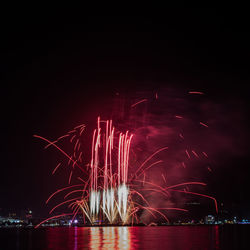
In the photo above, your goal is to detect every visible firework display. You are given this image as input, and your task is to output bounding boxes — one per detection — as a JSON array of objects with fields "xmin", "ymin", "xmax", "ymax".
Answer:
[{"xmin": 34, "ymin": 93, "xmax": 218, "ymax": 228}]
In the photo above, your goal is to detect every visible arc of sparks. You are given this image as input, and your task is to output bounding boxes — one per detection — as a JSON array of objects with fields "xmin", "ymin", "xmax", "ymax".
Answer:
[
  {"xmin": 33, "ymin": 135, "xmax": 86, "ymax": 173},
  {"xmin": 131, "ymin": 147, "xmax": 168, "ymax": 180},
  {"xmin": 131, "ymin": 99, "xmax": 147, "ymax": 108}
]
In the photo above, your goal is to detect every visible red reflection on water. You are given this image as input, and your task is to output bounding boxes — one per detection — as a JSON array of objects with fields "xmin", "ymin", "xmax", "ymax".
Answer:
[
  {"xmin": 215, "ymin": 225, "xmax": 220, "ymax": 249},
  {"xmin": 89, "ymin": 227, "xmax": 131, "ymax": 250},
  {"xmin": 45, "ymin": 226, "xmax": 220, "ymax": 249},
  {"xmin": 74, "ymin": 226, "xmax": 77, "ymax": 250}
]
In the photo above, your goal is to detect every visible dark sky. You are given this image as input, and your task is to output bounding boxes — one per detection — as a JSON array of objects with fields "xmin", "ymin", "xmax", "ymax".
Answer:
[{"xmin": 1, "ymin": 10, "xmax": 249, "ymax": 218}]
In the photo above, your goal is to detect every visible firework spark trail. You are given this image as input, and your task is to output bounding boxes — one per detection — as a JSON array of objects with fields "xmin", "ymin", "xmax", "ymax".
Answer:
[
  {"xmin": 70, "ymin": 135, "xmax": 76, "ymax": 143},
  {"xmin": 188, "ymin": 91, "xmax": 204, "ymax": 95},
  {"xmin": 64, "ymin": 189, "xmax": 86, "ymax": 199},
  {"xmin": 175, "ymin": 115, "xmax": 183, "ymax": 119},
  {"xmin": 131, "ymin": 99, "xmax": 147, "ymax": 108},
  {"xmin": 68, "ymin": 171, "xmax": 73, "ymax": 184},
  {"xmin": 200, "ymin": 122, "xmax": 209, "ymax": 128},
  {"xmin": 191, "ymin": 150, "xmax": 199, "ymax": 158},
  {"xmin": 185, "ymin": 149, "xmax": 191, "ymax": 159},
  {"xmin": 164, "ymin": 182, "xmax": 207, "ymax": 190},
  {"xmin": 52, "ymin": 163, "xmax": 61, "ymax": 175},
  {"xmin": 130, "ymin": 190, "xmax": 151, "ymax": 207},
  {"xmin": 202, "ymin": 151, "xmax": 208, "ymax": 157},
  {"xmin": 74, "ymin": 124, "xmax": 86, "ymax": 130},
  {"xmin": 143, "ymin": 173, "xmax": 146, "ymax": 185},
  {"xmin": 179, "ymin": 133, "xmax": 184, "ymax": 139},
  {"xmin": 162, "ymin": 174, "xmax": 167, "ymax": 183}
]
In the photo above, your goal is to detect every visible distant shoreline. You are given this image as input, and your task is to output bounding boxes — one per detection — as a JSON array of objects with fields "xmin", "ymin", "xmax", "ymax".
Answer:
[{"xmin": 1, "ymin": 223, "xmax": 250, "ymax": 229}]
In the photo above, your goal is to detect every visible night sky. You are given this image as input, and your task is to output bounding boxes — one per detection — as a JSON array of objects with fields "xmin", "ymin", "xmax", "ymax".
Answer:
[{"xmin": 1, "ymin": 10, "xmax": 249, "ymax": 219}]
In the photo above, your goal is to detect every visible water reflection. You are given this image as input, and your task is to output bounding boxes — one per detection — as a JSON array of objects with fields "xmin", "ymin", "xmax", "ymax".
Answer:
[
  {"xmin": 90, "ymin": 227, "xmax": 131, "ymax": 250},
  {"xmin": 215, "ymin": 225, "xmax": 220, "ymax": 250},
  {"xmin": 118, "ymin": 227, "xmax": 131, "ymax": 250},
  {"xmin": 41, "ymin": 225, "xmax": 222, "ymax": 249},
  {"xmin": 89, "ymin": 227, "xmax": 101, "ymax": 249},
  {"xmin": 74, "ymin": 226, "xmax": 78, "ymax": 250},
  {"xmin": 4, "ymin": 225, "xmax": 245, "ymax": 249}
]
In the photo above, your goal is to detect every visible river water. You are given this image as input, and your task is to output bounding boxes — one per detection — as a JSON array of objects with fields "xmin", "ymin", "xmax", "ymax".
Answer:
[{"xmin": 0, "ymin": 225, "xmax": 249, "ymax": 249}]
